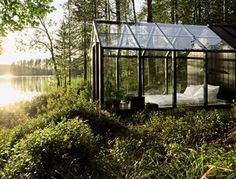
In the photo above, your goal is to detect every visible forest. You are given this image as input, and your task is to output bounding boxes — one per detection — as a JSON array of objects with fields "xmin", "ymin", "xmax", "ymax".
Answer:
[
  {"xmin": 2, "ymin": 0, "xmax": 236, "ymax": 86},
  {"xmin": 10, "ymin": 59, "xmax": 53, "ymax": 76}
]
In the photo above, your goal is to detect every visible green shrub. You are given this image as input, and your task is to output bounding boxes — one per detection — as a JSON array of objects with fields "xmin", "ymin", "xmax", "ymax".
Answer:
[
  {"xmin": 1, "ymin": 118, "xmax": 98, "ymax": 179},
  {"xmin": 1, "ymin": 86, "xmax": 235, "ymax": 178},
  {"xmin": 142, "ymin": 108, "xmax": 235, "ymax": 146},
  {"xmin": 0, "ymin": 87, "xmax": 128, "ymax": 177},
  {"xmin": 0, "ymin": 108, "xmax": 28, "ymax": 129}
]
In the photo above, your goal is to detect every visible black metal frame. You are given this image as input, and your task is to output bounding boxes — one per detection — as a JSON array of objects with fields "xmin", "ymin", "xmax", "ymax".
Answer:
[{"xmin": 92, "ymin": 20, "xmax": 236, "ymax": 109}]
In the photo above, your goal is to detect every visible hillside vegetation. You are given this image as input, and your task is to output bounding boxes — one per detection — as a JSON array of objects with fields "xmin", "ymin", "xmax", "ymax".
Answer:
[{"xmin": 0, "ymin": 87, "xmax": 235, "ymax": 178}]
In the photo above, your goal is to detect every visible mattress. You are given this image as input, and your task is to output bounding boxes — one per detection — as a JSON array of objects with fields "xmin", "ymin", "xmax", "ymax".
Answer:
[{"xmin": 144, "ymin": 93, "xmax": 219, "ymax": 107}]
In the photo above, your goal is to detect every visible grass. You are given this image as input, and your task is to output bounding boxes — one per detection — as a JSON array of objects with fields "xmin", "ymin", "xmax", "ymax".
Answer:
[{"xmin": 0, "ymin": 87, "xmax": 235, "ymax": 178}]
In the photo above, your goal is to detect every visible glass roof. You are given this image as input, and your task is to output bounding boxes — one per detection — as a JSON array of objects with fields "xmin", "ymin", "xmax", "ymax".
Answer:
[
  {"xmin": 129, "ymin": 23, "xmax": 173, "ymax": 49},
  {"xmin": 96, "ymin": 22, "xmax": 139, "ymax": 49},
  {"xmin": 94, "ymin": 20, "xmax": 236, "ymax": 51}
]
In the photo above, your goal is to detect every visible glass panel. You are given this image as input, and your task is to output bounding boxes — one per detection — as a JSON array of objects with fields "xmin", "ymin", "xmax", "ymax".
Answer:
[
  {"xmin": 130, "ymin": 23, "xmax": 173, "ymax": 49},
  {"xmin": 185, "ymin": 56, "xmax": 205, "ymax": 106},
  {"xmin": 158, "ymin": 23, "xmax": 191, "ymax": 37},
  {"xmin": 97, "ymin": 22, "xmax": 139, "ymax": 48},
  {"xmin": 103, "ymin": 49, "xmax": 139, "ymax": 110},
  {"xmin": 185, "ymin": 25, "xmax": 234, "ymax": 50},
  {"xmin": 185, "ymin": 25, "xmax": 218, "ymax": 38},
  {"xmin": 104, "ymin": 55, "xmax": 116, "ymax": 108},
  {"xmin": 157, "ymin": 23, "xmax": 206, "ymax": 50},
  {"xmin": 170, "ymin": 37, "xmax": 202, "ymax": 50},
  {"xmin": 130, "ymin": 23, "xmax": 162, "ymax": 36},
  {"xmin": 120, "ymin": 54, "xmax": 138, "ymax": 109},
  {"xmin": 120, "ymin": 34, "xmax": 139, "ymax": 48},
  {"xmin": 100, "ymin": 34, "xmax": 121, "ymax": 47},
  {"xmin": 198, "ymin": 37, "xmax": 234, "ymax": 50},
  {"xmin": 144, "ymin": 55, "xmax": 173, "ymax": 108}
]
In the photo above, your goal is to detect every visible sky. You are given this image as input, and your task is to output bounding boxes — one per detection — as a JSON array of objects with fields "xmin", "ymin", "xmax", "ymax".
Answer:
[{"xmin": 0, "ymin": 0, "xmax": 144, "ymax": 65}]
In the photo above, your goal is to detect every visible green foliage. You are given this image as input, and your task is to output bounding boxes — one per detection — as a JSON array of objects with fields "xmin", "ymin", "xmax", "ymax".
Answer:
[
  {"xmin": 1, "ymin": 118, "xmax": 97, "ymax": 178},
  {"xmin": 0, "ymin": 87, "xmax": 235, "ymax": 178},
  {"xmin": 139, "ymin": 0, "xmax": 236, "ymax": 25},
  {"xmin": 0, "ymin": 108, "xmax": 28, "ymax": 129},
  {"xmin": 96, "ymin": 108, "xmax": 236, "ymax": 178},
  {"xmin": 0, "ymin": 0, "xmax": 55, "ymax": 34}
]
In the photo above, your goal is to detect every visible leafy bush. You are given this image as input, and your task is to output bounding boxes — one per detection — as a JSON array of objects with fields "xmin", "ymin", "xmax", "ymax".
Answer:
[
  {"xmin": 0, "ymin": 87, "xmax": 128, "ymax": 178},
  {"xmin": 0, "ymin": 107, "xmax": 28, "ymax": 129},
  {"xmin": 0, "ymin": 86, "xmax": 235, "ymax": 178},
  {"xmin": 1, "ymin": 118, "xmax": 98, "ymax": 178},
  {"xmin": 95, "ymin": 107, "xmax": 236, "ymax": 178}
]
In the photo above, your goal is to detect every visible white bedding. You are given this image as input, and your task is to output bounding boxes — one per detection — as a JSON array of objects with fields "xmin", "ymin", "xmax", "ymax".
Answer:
[
  {"xmin": 144, "ymin": 85, "xmax": 226, "ymax": 107},
  {"xmin": 144, "ymin": 93, "xmax": 204, "ymax": 106}
]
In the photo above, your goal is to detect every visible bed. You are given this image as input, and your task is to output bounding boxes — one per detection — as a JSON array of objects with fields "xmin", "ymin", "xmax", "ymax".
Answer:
[{"xmin": 144, "ymin": 84, "xmax": 227, "ymax": 107}]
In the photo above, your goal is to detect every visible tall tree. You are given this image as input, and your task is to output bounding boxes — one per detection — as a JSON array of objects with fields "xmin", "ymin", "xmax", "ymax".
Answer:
[
  {"xmin": 55, "ymin": 0, "xmax": 81, "ymax": 87},
  {"xmin": 147, "ymin": 0, "xmax": 153, "ymax": 22},
  {"xmin": 170, "ymin": 0, "xmax": 178, "ymax": 23},
  {"xmin": 131, "ymin": 0, "xmax": 137, "ymax": 22},
  {"xmin": 17, "ymin": 17, "xmax": 61, "ymax": 86},
  {"xmin": 72, "ymin": 0, "xmax": 97, "ymax": 81},
  {"xmin": 116, "ymin": 0, "xmax": 121, "ymax": 21}
]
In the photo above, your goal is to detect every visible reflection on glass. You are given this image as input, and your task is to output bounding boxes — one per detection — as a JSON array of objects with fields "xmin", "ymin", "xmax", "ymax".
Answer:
[
  {"xmin": 185, "ymin": 25, "xmax": 234, "ymax": 50},
  {"xmin": 98, "ymin": 23, "xmax": 139, "ymax": 48},
  {"xmin": 130, "ymin": 23, "xmax": 173, "ymax": 49}
]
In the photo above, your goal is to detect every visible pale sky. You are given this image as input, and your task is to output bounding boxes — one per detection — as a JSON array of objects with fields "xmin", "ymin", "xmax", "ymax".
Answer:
[
  {"xmin": 0, "ymin": 0, "xmax": 144, "ymax": 65},
  {"xmin": 0, "ymin": 0, "xmax": 65, "ymax": 64}
]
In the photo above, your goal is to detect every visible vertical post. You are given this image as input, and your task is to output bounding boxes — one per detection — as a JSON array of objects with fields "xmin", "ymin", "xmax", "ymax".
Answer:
[
  {"xmin": 235, "ymin": 53, "xmax": 236, "ymax": 100},
  {"xmin": 232, "ymin": 53, "xmax": 236, "ymax": 99},
  {"xmin": 99, "ymin": 46, "xmax": 104, "ymax": 108},
  {"xmin": 95, "ymin": 42, "xmax": 99, "ymax": 100},
  {"xmin": 204, "ymin": 52, "xmax": 208, "ymax": 107},
  {"xmin": 138, "ymin": 50, "xmax": 143, "ymax": 97},
  {"xmin": 92, "ymin": 45, "xmax": 96, "ymax": 100},
  {"xmin": 116, "ymin": 55, "xmax": 120, "ymax": 91},
  {"xmin": 142, "ymin": 55, "xmax": 145, "ymax": 95},
  {"xmin": 165, "ymin": 57, "xmax": 169, "ymax": 94},
  {"xmin": 172, "ymin": 51, "xmax": 177, "ymax": 108}
]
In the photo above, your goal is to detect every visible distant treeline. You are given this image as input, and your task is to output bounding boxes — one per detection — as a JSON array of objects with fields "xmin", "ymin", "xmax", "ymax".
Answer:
[
  {"xmin": 10, "ymin": 59, "xmax": 53, "ymax": 76},
  {"xmin": 10, "ymin": 58, "xmax": 82, "ymax": 76}
]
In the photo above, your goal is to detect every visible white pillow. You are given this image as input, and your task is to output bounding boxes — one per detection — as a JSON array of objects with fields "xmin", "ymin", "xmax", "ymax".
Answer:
[
  {"xmin": 184, "ymin": 85, "xmax": 202, "ymax": 96},
  {"xmin": 193, "ymin": 85, "xmax": 219, "ymax": 99},
  {"xmin": 208, "ymin": 85, "xmax": 219, "ymax": 100},
  {"xmin": 183, "ymin": 86, "xmax": 192, "ymax": 96},
  {"xmin": 193, "ymin": 86, "xmax": 204, "ymax": 97}
]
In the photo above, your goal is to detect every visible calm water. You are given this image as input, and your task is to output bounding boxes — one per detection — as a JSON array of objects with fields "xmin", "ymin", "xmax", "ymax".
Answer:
[{"xmin": 0, "ymin": 75, "xmax": 51, "ymax": 107}]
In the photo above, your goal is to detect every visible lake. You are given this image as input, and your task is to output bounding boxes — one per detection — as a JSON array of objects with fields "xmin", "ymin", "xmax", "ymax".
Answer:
[{"xmin": 0, "ymin": 75, "xmax": 52, "ymax": 107}]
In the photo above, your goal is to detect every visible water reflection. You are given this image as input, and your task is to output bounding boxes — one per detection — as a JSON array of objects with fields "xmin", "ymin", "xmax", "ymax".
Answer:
[{"xmin": 0, "ymin": 75, "xmax": 51, "ymax": 106}]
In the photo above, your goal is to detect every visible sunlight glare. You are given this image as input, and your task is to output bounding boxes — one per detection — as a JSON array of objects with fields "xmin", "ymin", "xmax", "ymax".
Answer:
[
  {"xmin": 0, "ymin": 81, "xmax": 39, "ymax": 107},
  {"xmin": 0, "ymin": 74, "xmax": 14, "ymax": 79}
]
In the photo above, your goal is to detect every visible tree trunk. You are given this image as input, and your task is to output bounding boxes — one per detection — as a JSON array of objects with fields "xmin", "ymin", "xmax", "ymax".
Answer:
[
  {"xmin": 39, "ymin": 17, "xmax": 60, "ymax": 87},
  {"xmin": 171, "ymin": 0, "xmax": 178, "ymax": 23},
  {"xmin": 83, "ymin": 19, "xmax": 87, "ymax": 81},
  {"xmin": 131, "ymin": 0, "xmax": 137, "ymax": 22},
  {"xmin": 146, "ymin": 1, "xmax": 155, "ymax": 87},
  {"xmin": 223, "ymin": 0, "xmax": 228, "ymax": 24},
  {"xmin": 116, "ymin": 0, "xmax": 121, "ymax": 21},
  {"xmin": 68, "ymin": 1, "xmax": 72, "ymax": 86},
  {"xmin": 147, "ymin": 0, "xmax": 153, "ymax": 22}
]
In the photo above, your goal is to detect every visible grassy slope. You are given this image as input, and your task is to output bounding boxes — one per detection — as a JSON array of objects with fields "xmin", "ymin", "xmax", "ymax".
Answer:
[{"xmin": 0, "ymin": 87, "xmax": 235, "ymax": 178}]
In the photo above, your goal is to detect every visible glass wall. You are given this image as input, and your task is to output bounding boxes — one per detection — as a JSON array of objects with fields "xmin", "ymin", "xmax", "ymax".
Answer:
[
  {"xmin": 143, "ymin": 51, "xmax": 174, "ymax": 107},
  {"xmin": 103, "ymin": 49, "xmax": 139, "ymax": 108},
  {"xmin": 92, "ymin": 21, "xmax": 236, "ymax": 109}
]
